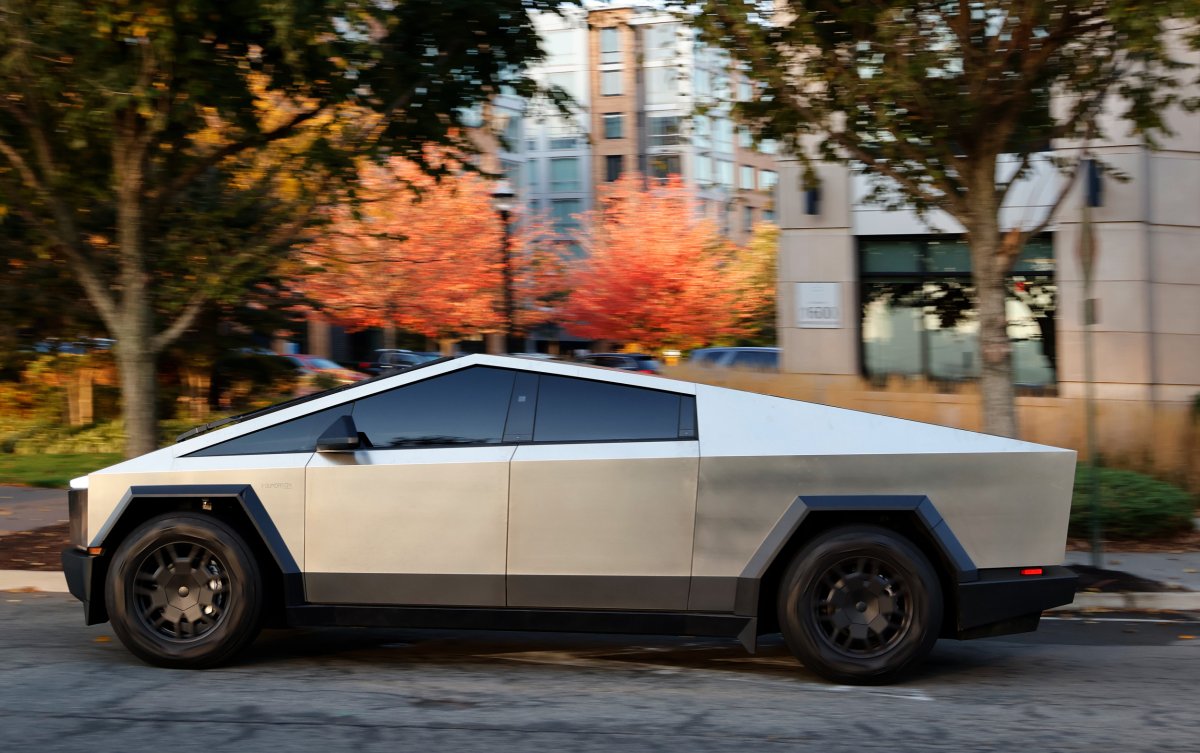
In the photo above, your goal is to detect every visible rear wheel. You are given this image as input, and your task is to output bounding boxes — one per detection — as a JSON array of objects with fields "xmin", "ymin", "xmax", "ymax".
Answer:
[
  {"xmin": 778, "ymin": 525, "xmax": 943, "ymax": 684},
  {"xmin": 106, "ymin": 512, "xmax": 263, "ymax": 668}
]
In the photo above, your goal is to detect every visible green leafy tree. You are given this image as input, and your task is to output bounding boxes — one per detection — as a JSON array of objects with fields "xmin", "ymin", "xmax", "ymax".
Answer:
[
  {"xmin": 691, "ymin": 1, "xmax": 1199, "ymax": 436},
  {"xmin": 0, "ymin": 0, "xmax": 563, "ymax": 456}
]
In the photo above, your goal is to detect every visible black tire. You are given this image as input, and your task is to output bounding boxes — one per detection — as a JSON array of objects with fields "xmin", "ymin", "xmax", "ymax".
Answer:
[
  {"xmin": 777, "ymin": 525, "xmax": 943, "ymax": 685},
  {"xmin": 105, "ymin": 512, "xmax": 263, "ymax": 669}
]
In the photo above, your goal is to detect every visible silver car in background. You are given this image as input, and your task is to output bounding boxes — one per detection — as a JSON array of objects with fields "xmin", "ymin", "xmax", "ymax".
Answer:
[{"xmin": 62, "ymin": 354, "xmax": 1076, "ymax": 683}]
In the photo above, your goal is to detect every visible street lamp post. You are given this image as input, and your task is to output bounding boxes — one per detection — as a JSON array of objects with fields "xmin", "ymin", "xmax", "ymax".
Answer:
[{"xmin": 491, "ymin": 180, "xmax": 516, "ymax": 353}]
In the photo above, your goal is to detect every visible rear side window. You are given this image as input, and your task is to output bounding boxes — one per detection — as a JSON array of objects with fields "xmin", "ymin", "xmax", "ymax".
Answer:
[
  {"xmin": 533, "ymin": 375, "xmax": 693, "ymax": 442},
  {"xmin": 188, "ymin": 403, "xmax": 351, "ymax": 457},
  {"xmin": 352, "ymin": 366, "xmax": 515, "ymax": 448},
  {"xmin": 731, "ymin": 350, "xmax": 778, "ymax": 369}
]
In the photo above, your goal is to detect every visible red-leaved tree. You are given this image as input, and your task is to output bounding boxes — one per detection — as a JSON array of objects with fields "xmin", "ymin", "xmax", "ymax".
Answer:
[
  {"xmin": 299, "ymin": 154, "xmax": 563, "ymax": 343},
  {"xmin": 560, "ymin": 174, "xmax": 755, "ymax": 351}
]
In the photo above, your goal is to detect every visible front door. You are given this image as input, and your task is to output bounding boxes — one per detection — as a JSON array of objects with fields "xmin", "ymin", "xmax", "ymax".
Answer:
[{"xmin": 304, "ymin": 366, "xmax": 519, "ymax": 606}]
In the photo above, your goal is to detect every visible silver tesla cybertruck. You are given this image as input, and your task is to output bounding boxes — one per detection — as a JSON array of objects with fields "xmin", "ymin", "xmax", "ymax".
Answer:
[{"xmin": 63, "ymin": 354, "xmax": 1077, "ymax": 683}]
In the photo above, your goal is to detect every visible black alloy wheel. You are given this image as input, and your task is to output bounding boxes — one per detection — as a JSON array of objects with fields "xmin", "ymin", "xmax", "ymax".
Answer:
[
  {"xmin": 813, "ymin": 555, "xmax": 913, "ymax": 658},
  {"xmin": 778, "ymin": 525, "xmax": 943, "ymax": 685},
  {"xmin": 106, "ymin": 512, "xmax": 264, "ymax": 669},
  {"xmin": 132, "ymin": 541, "xmax": 231, "ymax": 641}
]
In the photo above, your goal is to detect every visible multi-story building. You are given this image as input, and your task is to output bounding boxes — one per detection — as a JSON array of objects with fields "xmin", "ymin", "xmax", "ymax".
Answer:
[{"xmin": 500, "ymin": 4, "xmax": 778, "ymax": 246}]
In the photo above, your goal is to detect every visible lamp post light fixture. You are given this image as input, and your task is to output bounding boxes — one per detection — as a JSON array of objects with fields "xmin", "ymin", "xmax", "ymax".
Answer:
[{"xmin": 491, "ymin": 179, "xmax": 516, "ymax": 353}]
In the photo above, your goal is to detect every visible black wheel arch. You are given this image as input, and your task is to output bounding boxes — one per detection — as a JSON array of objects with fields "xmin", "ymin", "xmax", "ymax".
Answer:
[
  {"xmin": 88, "ymin": 484, "xmax": 301, "ymax": 625},
  {"xmin": 738, "ymin": 495, "xmax": 977, "ymax": 639}
]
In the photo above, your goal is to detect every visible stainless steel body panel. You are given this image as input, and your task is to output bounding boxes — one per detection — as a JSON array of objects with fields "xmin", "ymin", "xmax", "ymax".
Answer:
[
  {"xmin": 304, "ymin": 446, "xmax": 516, "ymax": 605},
  {"xmin": 87, "ymin": 455, "xmax": 310, "ymax": 566},
  {"xmin": 507, "ymin": 441, "xmax": 699, "ymax": 610}
]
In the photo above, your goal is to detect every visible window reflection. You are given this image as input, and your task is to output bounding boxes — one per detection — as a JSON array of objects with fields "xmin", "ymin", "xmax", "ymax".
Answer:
[{"xmin": 860, "ymin": 238, "xmax": 1056, "ymax": 389}]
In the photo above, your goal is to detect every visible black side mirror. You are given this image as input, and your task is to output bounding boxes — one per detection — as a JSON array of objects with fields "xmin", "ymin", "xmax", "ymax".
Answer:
[{"xmin": 316, "ymin": 414, "xmax": 361, "ymax": 452}]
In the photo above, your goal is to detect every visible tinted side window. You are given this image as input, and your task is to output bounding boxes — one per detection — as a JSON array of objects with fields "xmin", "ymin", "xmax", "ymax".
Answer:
[
  {"xmin": 732, "ymin": 350, "xmax": 777, "ymax": 369},
  {"xmin": 534, "ymin": 375, "xmax": 683, "ymax": 442},
  {"xmin": 189, "ymin": 403, "xmax": 351, "ymax": 457},
  {"xmin": 353, "ymin": 366, "xmax": 515, "ymax": 448}
]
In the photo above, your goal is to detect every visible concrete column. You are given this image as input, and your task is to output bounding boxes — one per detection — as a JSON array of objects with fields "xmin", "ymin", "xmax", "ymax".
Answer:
[{"xmin": 776, "ymin": 158, "xmax": 859, "ymax": 375}]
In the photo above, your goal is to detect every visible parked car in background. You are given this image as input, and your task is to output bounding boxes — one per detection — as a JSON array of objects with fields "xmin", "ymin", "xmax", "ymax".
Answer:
[
  {"xmin": 689, "ymin": 347, "xmax": 780, "ymax": 371},
  {"xmin": 577, "ymin": 352, "xmax": 662, "ymax": 374},
  {"xmin": 358, "ymin": 349, "xmax": 440, "ymax": 376},
  {"xmin": 285, "ymin": 355, "xmax": 368, "ymax": 384}
]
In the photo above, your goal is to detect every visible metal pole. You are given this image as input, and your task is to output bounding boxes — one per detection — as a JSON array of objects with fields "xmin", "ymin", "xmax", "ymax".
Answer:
[
  {"xmin": 1079, "ymin": 172, "xmax": 1103, "ymax": 569},
  {"xmin": 500, "ymin": 208, "xmax": 513, "ymax": 352}
]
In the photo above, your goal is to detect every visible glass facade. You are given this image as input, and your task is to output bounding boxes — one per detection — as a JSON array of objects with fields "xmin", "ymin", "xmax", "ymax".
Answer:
[{"xmin": 860, "ymin": 237, "xmax": 1057, "ymax": 388}]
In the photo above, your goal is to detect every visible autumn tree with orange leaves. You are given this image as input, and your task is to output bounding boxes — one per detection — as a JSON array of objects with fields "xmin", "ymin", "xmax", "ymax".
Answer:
[
  {"xmin": 561, "ymin": 174, "xmax": 758, "ymax": 351},
  {"xmin": 300, "ymin": 155, "xmax": 564, "ymax": 345}
]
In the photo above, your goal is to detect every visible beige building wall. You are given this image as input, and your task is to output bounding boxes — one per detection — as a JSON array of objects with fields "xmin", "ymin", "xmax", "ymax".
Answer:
[{"xmin": 777, "ymin": 92, "xmax": 1200, "ymax": 403}]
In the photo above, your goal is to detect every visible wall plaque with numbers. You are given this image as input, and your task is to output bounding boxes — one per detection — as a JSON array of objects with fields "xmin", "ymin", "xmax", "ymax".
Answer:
[{"xmin": 796, "ymin": 282, "xmax": 841, "ymax": 329}]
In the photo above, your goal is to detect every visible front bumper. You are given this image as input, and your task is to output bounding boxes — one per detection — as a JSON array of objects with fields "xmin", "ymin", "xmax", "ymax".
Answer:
[
  {"xmin": 61, "ymin": 548, "xmax": 108, "ymax": 625},
  {"xmin": 954, "ymin": 565, "xmax": 1077, "ymax": 639}
]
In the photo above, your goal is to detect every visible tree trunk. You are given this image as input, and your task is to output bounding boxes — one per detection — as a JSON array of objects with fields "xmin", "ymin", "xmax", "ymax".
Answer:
[
  {"xmin": 116, "ymin": 336, "xmax": 158, "ymax": 457},
  {"xmin": 115, "ymin": 131, "xmax": 159, "ymax": 457},
  {"xmin": 965, "ymin": 163, "xmax": 1018, "ymax": 438}
]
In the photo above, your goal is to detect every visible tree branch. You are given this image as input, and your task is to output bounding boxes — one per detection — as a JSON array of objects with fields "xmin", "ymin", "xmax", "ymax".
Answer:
[
  {"xmin": 0, "ymin": 132, "xmax": 120, "ymax": 329},
  {"xmin": 148, "ymin": 105, "xmax": 326, "ymax": 209}
]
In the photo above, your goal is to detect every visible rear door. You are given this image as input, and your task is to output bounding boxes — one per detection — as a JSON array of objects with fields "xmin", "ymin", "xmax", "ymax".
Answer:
[
  {"xmin": 507, "ymin": 374, "xmax": 699, "ymax": 610},
  {"xmin": 304, "ymin": 366, "xmax": 518, "ymax": 606}
]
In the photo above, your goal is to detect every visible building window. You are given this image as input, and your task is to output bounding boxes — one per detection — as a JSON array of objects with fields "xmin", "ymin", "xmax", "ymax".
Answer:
[
  {"xmin": 546, "ymin": 71, "xmax": 582, "ymax": 104},
  {"xmin": 601, "ymin": 69, "xmax": 622, "ymax": 96},
  {"xmin": 605, "ymin": 155, "xmax": 623, "ymax": 182},
  {"xmin": 694, "ymin": 67, "xmax": 711, "ymax": 97},
  {"xmin": 759, "ymin": 138, "xmax": 778, "ymax": 155},
  {"xmin": 737, "ymin": 127, "xmax": 753, "ymax": 149},
  {"xmin": 543, "ymin": 29, "xmax": 581, "ymax": 66},
  {"xmin": 600, "ymin": 27, "xmax": 621, "ymax": 64},
  {"xmin": 716, "ymin": 159, "xmax": 734, "ymax": 188},
  {"xmin": 603, "ymin": 113, "xmax": 624, "ymax": 139},
  {"xmin": 760, "ymin": 169, "xmax": 778, "ymax": 191},
  {"xmin": 648, "ymin": 116, "xmax": 681, "ymax": 147},
  {"xmin": 714, "ymin": 117, "xmax": 734, "ymax": 152},
  {"xmin": 550, "ymin": 198, "xmax": 582, "ymax": 233},
  {"xmin": 547, "ymin": 117, "xmax": 579, "ymax": 150},
  {"xmin": 649, "ymin": 154, "xmax": 681, "ymax": 179},
  {"xmin": 549, "ymin": 157, "xmax": 581, "ymax": 192},
  {"xmin": 763, "ymin": 206, "xmax": 775, "ymax": 223},
  {"xmin": 526, "ymin": 159, "xmax": 539, "ymax": 192},
  {"xmin": 740, "ymin": 165, "xmax": 756, "ymax": 190},
  {"xmin": 742, "ymin": 205, "xmax": 754, "ymax": 233},
  {"xmin": 693, "ymin": 115, "xmax": 711, "ymax": 150},
  {"xmin": 645, "ymin": 66, "xmax": 679, "ymax": 105},
  {"xmin": 859, "ymin": 237, "xmax": 1057, "ymax": 388},
  {"xmin": 643, "ymin": 23, "xmax": 677, "ymax": 61},
  {"xmin": 695, "ymin": 155, "xmax": 713, "ymax": 185}
]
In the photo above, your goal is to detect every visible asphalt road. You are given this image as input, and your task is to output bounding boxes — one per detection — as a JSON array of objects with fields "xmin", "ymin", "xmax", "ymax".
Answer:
[{"xmin": 1, "ymin": 594, "xmax": 1197, "ymax": 752}]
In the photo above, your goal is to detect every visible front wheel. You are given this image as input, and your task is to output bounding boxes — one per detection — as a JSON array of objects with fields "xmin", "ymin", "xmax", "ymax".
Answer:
[
  {"xmin": 106, "ymin": 512, "xmax": 263, "ymax": 668},
  {"xmin": 778, "ymin": 525, "xmax": 943, "ymax": 684}
]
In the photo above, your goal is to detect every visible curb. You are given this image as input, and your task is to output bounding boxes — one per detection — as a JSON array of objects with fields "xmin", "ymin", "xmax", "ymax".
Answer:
[
  {"xmin": 1050, "ymin": 591, "xmax": 1200, "ymax": 613},
  {"xmin": 0, "ymin": 570, "xmax": 68, "ymax": 594}
]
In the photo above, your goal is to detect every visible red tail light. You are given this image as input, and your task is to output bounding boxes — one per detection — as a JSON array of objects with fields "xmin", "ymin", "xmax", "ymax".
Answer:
[
  {"xmin": 1020, "ymin": 568, "xmax": 1044, "ymax": 576},
  {"xmin": 358, "ymin": 362, "xmax": 370, "ymax": 369},
  {"xmin": 637, "ymin": 369, "xmax": 655, "ymax": 375}
]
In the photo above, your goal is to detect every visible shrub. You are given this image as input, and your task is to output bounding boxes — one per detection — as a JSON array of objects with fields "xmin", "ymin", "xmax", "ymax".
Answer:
[{"xmin": 1069, "ymin": 466, "xmax": 1196, "ymax": 540}]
